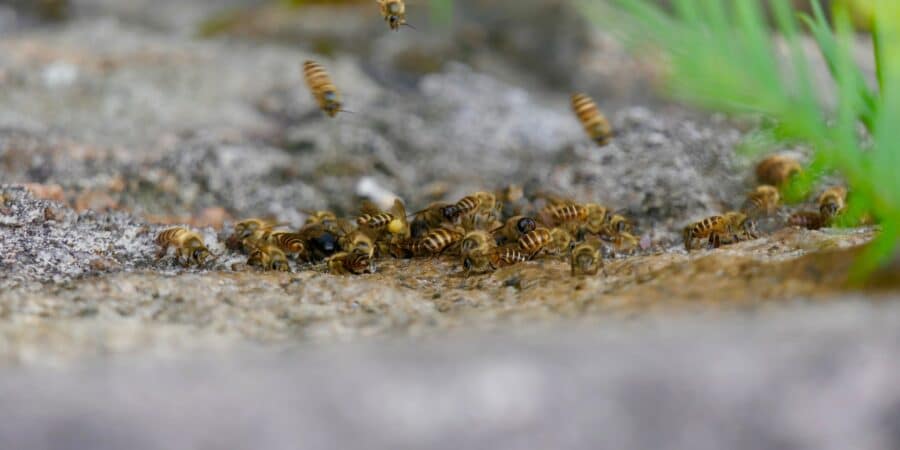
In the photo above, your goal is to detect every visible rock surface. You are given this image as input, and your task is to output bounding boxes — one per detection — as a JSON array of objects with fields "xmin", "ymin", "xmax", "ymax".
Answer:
[{"xmin": 0, "ymin": 1, "xmax": 898, "ymax": 449}]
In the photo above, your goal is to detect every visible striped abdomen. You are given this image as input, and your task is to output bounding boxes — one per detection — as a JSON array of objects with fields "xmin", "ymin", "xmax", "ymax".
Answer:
[
  {"xmin": 756, "ymin": 155, "xmax": 801, "ymax": 186},
  {"xmin": 571, "ymin": 93, "xmax": 612, "ymax": 146},
  {"xmin": 544, "ymin": 203, "xmax": 588, "ymax": 225},
  {"xmin": 357, "ymin": 213, "xmax": 394, "ymax": 229},
  {"xmin": 454, "ymin": 195, "xmax": 480, "ymax": 217},
  {"xmin": 517, "ymin": 227, "xmax": 552, "ymax": 255},
  {"xmin": 303, "ymin": 60, "xmax": 341, "ymax": 117},
  {"xmin": 415, "ymin": 228, "xmax": 463, "ymax": 255},
  {"xmin": 267, "ymin": 231, "xmax": 306, "ymax": 256},
  {"xmin": 789, "ymin": 211, "xmax": 825, "ymax": 230},
  {"xmin": 156, "ymin": 227, "xmax": 188, "ymax": 246},
  {"xmin": 490, "ymin": 248, "xmax": 529, "ymax": 268}
]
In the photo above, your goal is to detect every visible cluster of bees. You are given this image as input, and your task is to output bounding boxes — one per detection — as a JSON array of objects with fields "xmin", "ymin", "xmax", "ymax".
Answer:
[
  {"xmin": 156, "ymin": 188, "xmax": 637, "ymax": 277},
  {"xmin": 683, "ymin": 154, "xmax": 852, "ymax": 251},
  {"xmin": 154, "ymin": 1, "xmax": 859, "ymax": 277}
]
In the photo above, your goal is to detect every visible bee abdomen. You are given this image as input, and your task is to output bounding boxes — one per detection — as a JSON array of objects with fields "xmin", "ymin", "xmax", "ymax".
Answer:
[
  {"xmin": 571, "ymin": 93, "xmax": 612, "ymax": 146},
  {"xmin": 269, "ymin": 232, "xmax": 306, "ymax": 255},
  {"xmin": 454, "ymin": 196, "xmax": 479, "ymax": 216},
  {"xmin": 518, "ymin": 228, "xmax": 551, "ymax": 255},
  {"xmin": 155, "ymin": 227, "xmax": 186, "ymax": 246},
  {"xmin": 416, "ymin": 229, "xmax": 462, "ymax": 255},
  {"xmin": 789, "ymin": 211, "xmax": 825, "ymax": 230},
  {"xmin": 357, "ymin": 213, "xmax": 394, "ymax": 229},
  {"xmin": 491, "ymin": 248, "xmax": 529, "ymax": 268}
]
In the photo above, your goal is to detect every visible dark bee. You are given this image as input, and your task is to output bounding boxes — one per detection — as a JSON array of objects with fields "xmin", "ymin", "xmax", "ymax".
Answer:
[
  {"xmin": 377, "ymin": 0, "xmax": 408, "ymax": 31},
  {"xmin": 303, "ymin": 60, "xmax": 343, "ymax": 118},
  {"xmin": 299, "ymin": 223, "xmax": 341, "ymax": 261},
  {"xmin": 788, "ymin": 211, "xmax": 826, "ymax": 230},
  {"xmin": 571, "ymin": 93, "xmax": 613, "ymax": 146},
  {"xmin": 491, "ymin": 215, "xmax": 537, "ymax": 245}
]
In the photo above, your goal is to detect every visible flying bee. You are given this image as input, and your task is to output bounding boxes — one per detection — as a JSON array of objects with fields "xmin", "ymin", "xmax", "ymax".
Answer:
[
  {"xmin": 517, "ymin": 227, "xmax": 552, "ymax": 258},
  {"xmin": 756, "ymin": 154, "xmax": 802, "ymax": 187},
  {"xmin": 489, "ymin": 247, "xmax": 529, "ymax": 269},
  {"xmin": 377, "ymin": 0, "xmax": 409, "ymax": 31},
  {"xmin": 742, "ymin": 185, "xmax": 781, "ymax": 217},
  {"xmin": 412, "ymin": 226, "xmax": 464, "ymax": 256},
  {"xmin": 266, "ymin": 231, "xmax": 308, "ymax": 259},
  {"xmin": 409, "ymin": 202, "xmax": 461, "ymax": 239},
  {"xmin": 570, "ymin": 240, "xmax": 603, "ymax": 276},
  {"xmin": 571, "ymin": 93, "xmax": 613, "ymax": 146},
  {"xmin": 683, "ymin": 215, "xmax": 731, "ymax": 251},
  {"xmin": 491, "ymin": 215, "xmax": 537, "ymax": 245},
  {"xmin": 303, "ymin": 60, "xmax": 344, "ymax": 118},
  {"xmin": 788, "ymin": 211, "xmax": 826, "ymax": 230},
  {"xmin": 541, "ymin": 202, "xmax": 588, "ymax": 227},
  {"xmin": 327, "ymin": 251, "xmax": 374, "ymax": 275},
  {"xmin": 247, "ymin": 244, "xmax": 290, "ymax": 272},
  {"xmin": 339, "ymin": 229, "xmax": 376, "ymax": 259},
  {"xmin": 546, "ymin": 227, "xmax": 575, "ymax": 257},
  {"xmin": 155, "ymin": 227, "xmax": 212, "ymax": 267},
  {"xmin": 460, "ymin": 230, "xmax": 496, "ymax": 275},
  {"xmin": 818, "ymin": 186, "xmax": 847, "ymax": 220}
]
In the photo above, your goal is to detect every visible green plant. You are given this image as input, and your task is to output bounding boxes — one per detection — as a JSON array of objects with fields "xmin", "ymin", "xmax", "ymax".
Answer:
[{"xmin": 580, "ymin": 0, "xmax": 900, "ymax": 281}]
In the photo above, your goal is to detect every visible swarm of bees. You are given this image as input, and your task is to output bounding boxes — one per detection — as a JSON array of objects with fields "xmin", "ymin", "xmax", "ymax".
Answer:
[{"xmin": 151, "ymin": 6, "xmax": 873, "ymax": 278}]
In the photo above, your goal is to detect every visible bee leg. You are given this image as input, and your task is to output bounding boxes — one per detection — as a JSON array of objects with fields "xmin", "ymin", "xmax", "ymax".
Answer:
[
  {"xmin": 707, "ymin": 233, "xmax": 721, "ymax": 249},
  {"xmin": 156, "ymin": 245, "xmax": 169, "ymax": 259}
]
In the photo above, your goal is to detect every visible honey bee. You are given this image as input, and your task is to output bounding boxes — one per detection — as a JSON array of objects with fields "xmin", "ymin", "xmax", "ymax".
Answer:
[
  {"xmin": 612, "ymin": 232, "xmax": 639, "ymax": 255},
  {"xmin": 604, "ymin": 214, "xmax": 633, "ymax": 236},
  {"xmin": 683, "ymin": 215, "xmax": 731, "ymax": 251},
  {"xmin": 155, "ymin": 227, "xmax": 212, "ymax": 267},
  {"xmin": 788, "ymin": 211, "xmax": 826, "ymax": 230},
  {"xmin": 756, "ymin": 154, "xmax": 802, "ymax": 187},
  {"xmin": 304, "ymin": 210, "xmax": 338, "ymax": 228},
  {"xmin": 455, "ymin": 191, "xmax": 499, "ymax": 218},
  {"xmin": 412, "ymin": 226, "xmax": 464, "ymax": 256},
  {"xmin": 571, "ymin": 93, "xmax": 613, "ymax": 146},
  {"xmin": 818, "ymin": 186, "xmax": 847, "ymax": 219},
  {"xmin": 297, "ymin": 223, "xmax": 341, "ymax": 261},
  {"xmin": 489, "ymin": 247, "xmax": 529, "ymax": 268},
  {"xmin": 541, "ymin": 202, "xmax": 588, "ymax": 227},
  {"xmin": 460, "ymin": 230, "xmax": 496, "ymax": 275},
  {"xmin": 517, "ymin": 227, "xmax": 552, "ymax": 257},
  {"xmin": 266, "ymin": 231, "xmax": 308, "ymax": 259},
  {"xmin": 546, "ymin": 227, "xmax": 575, "ymax": 256},
  {"xmin": 303, "ymin": 60, "xmax": 343, "ymax": 118},
  {"xmin": 491, "ymin": 215, "xmax": 538, "ymax": 244},
  {"xmin": 339, "ymin": 229, "xmax": 376, "ymax": 259},
  {"xmin": 570, "ymin": 240, "xmax": 603, "ymax": 276},
  {"xmin": 742, "ymin": 185, "xmax": 781, "ymax": 217},
  {"xmin": 496, "ymin": 184, "xmax": 527, "ymax": 216},
  {"xmin": 227, "ymin": 218, "xmax": 280, "ymax": 251},
  {"xmin": 576, "ymin": 203, "xmax": 609, "ymax": 237},
  {"xmin": 327, "ymin": 251, "xmax": 374, "ymax": 275},
  {"xmin": 724, "ymin": 211, "xmax": 758, "ymax": 242},
  {"xmin": 357, "ymin": 200, "xmax": 395, "ymax": 230},
  {"xmin": 409, "ymin": 202, "xmax": 461, "ymax": 239},
  {"xmin": 247, "ymin": 244, "xmax": 291, "ymax": 272},
  {"xmin": 377, "ymin": 0, "xmax": 408, "ymax": 31}
]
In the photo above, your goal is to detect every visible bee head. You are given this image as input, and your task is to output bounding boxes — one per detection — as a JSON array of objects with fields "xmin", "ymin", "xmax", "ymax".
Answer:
[
  {"xmin": 516, "ymin": 217, "xmax": 537, "ymax": 234},
  {"xmin": 441, "ymin": 205, "xmax": 461, "ymax": 222},
  {"xmin": 272, "ymin": 259, "xmax": 290, "ymax": 272},
  {"xmin": 820, "ymin": 202, "xmax": 839, "ymax": 218},
  {"xmin": 192, "ymin": 248, "xmax": 210, "ymax": 266},
  {"xmin": 322, "ymin": 91, "xmax": 341, "ymax": 117}
]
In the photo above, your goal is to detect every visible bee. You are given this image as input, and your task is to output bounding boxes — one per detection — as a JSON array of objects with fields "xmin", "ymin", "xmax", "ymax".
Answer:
[
  {"xmin": 788, "ymin": 211, "xmax": 826, "ymax": 230},
  {"xmin": 303, "ymin": 60, "xmax": 343, "ymax": 118},
  {"xmin": 327, "ymin": 251, "xmax": 374, "ymax": 275},
  {"xmin": 377, "ymin": 0, "xmax": 408, "ymax": 31},
  {"xmin": 489, "ymin": 247, "xmax": 529, "ymax": 268},
  {"xmin": 155, "ymin": 227, "xmax": 212, "ymax": 267},
  {"xmin": 412, "ymin": 227, "xmax": 464, "ymax": 256},
  {"xmin": 612, "ymin": 232, "xmax": 639, "ymax": 255},
  {"xmin": 491, "ymin": 215, "xmax": 538, "ymax": 244},
  {"xmin": 570, "ymin": 240, "xmax": 603, "ymax": 276},
  {"xmin": 409, "ymin": 202, "xmax": 461, "ymax": 238},
  {"xmin": 724, "ymin": 211, "xmax": 758, "ymax": 242},
  {"xmin": 517, "ymin": 227, "xmax": 552, "ymax": 258},
  {"xmin": 266, "ymin": 231, "xmax": 308, "ymax": 259},
  {"xmin": 756, "ymin": 154, "xmax": 802, "ymax": 187},
  {"xmin": 247, "ymin": 244, "xmax": 291, "ymax": 272},
  {"xmin": 546, "ymin": 227, "xmax": 575, "ymax": 257},
  {"xmin": 339, "ymin": 230, "xmax": 376, "ymax": 259},
  {"xmin": 742, "ymin": 185, "xmax": 781, "ymax": 217},
  {"xmin": 571, "ymin": 93, "xmax": 613, "ymax": 146},
  {"xmin": 818, "ymin": 186, "xmax": 847, "ymax": 219},
  {"xmin": 460, "ymin": 230, "xmax": 496, "ymax": 275},
  {"xmin": 682, "ymin": 215, "xmax": 731, "ymax": 251},
  {"xmin": 541, "ymin": 202, "xmax": 588, "ymax": 227},
  {"xmin": 497, "ymin": 184, "xmax": 527, "ymax": 216},
  {"xmin": 304, "ymin": 210, "xmax": 338, "ymax": 228},
  {"xmin": 455, "ymin": 191, "xmax": 499, "ymax": 218},
  {"xmin": 298, "ymin": 223, "xmax": 341, "ymax": 261},
  {"xmin": 575, "ymin": 203, "xmax": 609, "ymax": 238},
  {"xmin": 605, "ymin": 214, "xmax": 633, "ymax": 236},
  {"xmin": 227, "ymin": 218, "xmax": 280, "ymax": 251},
  {"xmin": 357, "ymin": 200, "xmax": 395, "ymax": 230}
]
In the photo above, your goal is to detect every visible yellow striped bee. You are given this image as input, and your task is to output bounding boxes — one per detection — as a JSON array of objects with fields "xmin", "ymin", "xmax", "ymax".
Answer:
[
  {"xmin": 409, "ymin": 202, "xmax": 461, "ymax": 238},
  {"xmin": 247, "ymin": 244, "xmax": 290, "ymax": 272},
  {"xmin": 377, "ymin": 0, "xmax": 409, "ymax": 31},
  {"xmin": 756, "ymin": 154, "xmax": 801, "ymax": 187},
  {"xmin": 339, "ymin": 229, "xmax": 376, "ymax": 259},
  {"xmin": 489, "ymin": 247, "xmax": 529, "ymax": 268},
  {"xmin": 460, "ymin": 230, "xmax": 496, "ymax": 275},
  {"xmin": 818, "ymin": 186, "xmax": 847, "ymax": 219},
  {"xmin": 327, "ymin": 251, "xmax": 374, "ymax": 275},
  {"xmin": 683, "ymin": 215, "xmax": 731, "ymax": 251},
  {"xmin": 742, "ymin": 185, "xmax": 781, "ymax": 217},
  {"xmin": 547, "ymin": 227, "xmax": 575, "ymax": 257},
  {"xmin": 266, "ymin": 231, "xmax": 308, "ymax": 259},
  {"xmin": 517, "ymin": 227, "xmax": 552, "ymax": 258},
  {"xmin": 491, "ymin": 215, "xmax": 537, "ymax": 245},
  {"xmin": 303, "ymin": 60, "xmax": 343, "ymax": 118},
  {"xmin": 155, "ymin": 227, "xmax": 212, "ymax": 267},
  {"xmin": 571, "ymin": 93, "xmax": 613, "ymax": 146},
  {"xmin": 571, "ymin": 240, "xmax": 603, "ymax": 276},
  {"xmin": 227, "ymin": 218, "xmax": 280, "ymax": 251},
  {"xmin": 413, "ymin": 227, "xmax": 464, "ymax": 256},
  {"xmin": 541, "ymin": 202, "xmax": 588, "ymax": 227}
]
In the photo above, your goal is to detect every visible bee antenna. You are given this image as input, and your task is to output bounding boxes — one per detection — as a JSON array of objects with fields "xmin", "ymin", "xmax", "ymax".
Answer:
[
  {"xmin": 339, "ymin": 109, "xmax": 355, "ymax": 114},
  {"xmin": 402, "ymin": 23, "xmax": 417, "ymax": 30}
]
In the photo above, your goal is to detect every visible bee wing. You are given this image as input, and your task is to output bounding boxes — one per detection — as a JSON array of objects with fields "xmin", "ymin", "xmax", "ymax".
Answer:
[
  {"xmin": 390, "ymin": 199, "xmax": 409, "ymax": 225},
  {"xmin": 359, "ymin": 200, "xmax": 383, "ymax": 215}
]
